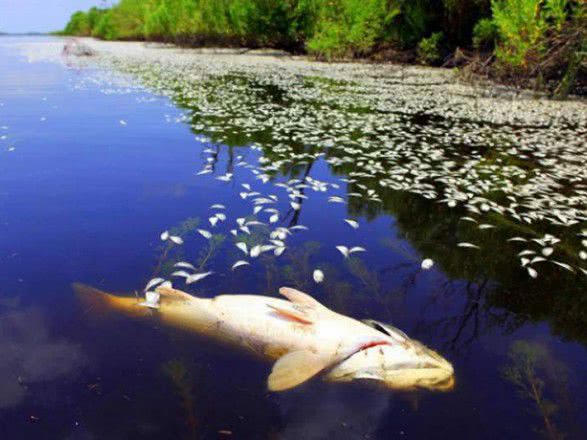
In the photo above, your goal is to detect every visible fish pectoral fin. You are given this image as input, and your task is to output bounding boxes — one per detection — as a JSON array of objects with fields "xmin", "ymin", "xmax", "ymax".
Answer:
[
  {"xmin": 268, "ymin": 350, "xmax": 329, "ymax": 391},
  {"xmin": 267, "ymin": 304, "xmax": 313, "ymax": 325}
]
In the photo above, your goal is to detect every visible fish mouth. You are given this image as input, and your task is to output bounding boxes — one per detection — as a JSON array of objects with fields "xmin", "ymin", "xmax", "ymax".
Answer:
[
  {"xmin": 425, "ymin": 374, "xmax": 455, "ymax": 392},
  {"xmin": 326, "ymin": 342, "xmax": 455, "ymax": 392}
]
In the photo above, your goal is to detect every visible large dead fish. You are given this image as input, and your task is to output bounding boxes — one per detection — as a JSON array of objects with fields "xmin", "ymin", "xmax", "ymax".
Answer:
[{"xmin": 73, "ymin": 283, "xmax": 454, "ymax": 392}]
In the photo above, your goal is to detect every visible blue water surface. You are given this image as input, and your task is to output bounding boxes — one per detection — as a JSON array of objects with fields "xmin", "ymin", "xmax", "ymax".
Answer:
[{"xmin": 0, "ymin": 37, "xmax": 586, "ymax": 440}]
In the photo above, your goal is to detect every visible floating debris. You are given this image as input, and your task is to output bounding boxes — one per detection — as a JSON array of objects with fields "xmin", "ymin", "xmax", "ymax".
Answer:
[
  {"xmin": 313, "ymin": 269, "xmax": 325, "ymax": 283},
  {"xmin": 421, "ymin": 259, "xmax": 434, "ymax": 270}
]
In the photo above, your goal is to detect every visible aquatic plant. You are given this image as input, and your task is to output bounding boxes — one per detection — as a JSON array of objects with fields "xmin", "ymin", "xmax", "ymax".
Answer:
[
  {"xmin": 163, "ymin": 359, "xmax": 198, "ymax": 439},
  {"xmin": 502, "ymin": 341, "xmax": 568, "ymax": 440}
]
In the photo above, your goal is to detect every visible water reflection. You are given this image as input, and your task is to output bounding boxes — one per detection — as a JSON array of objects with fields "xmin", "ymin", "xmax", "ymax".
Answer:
[
  {"xmin": 0, "ymin": 304, "xmax": 85, "ymax": 409},
  {"xmin": 502, "ymin": 340, "xmax": 574, "ymax": 440},
  {"xmin": 2, "ymin": 37, "xmax": 586, "ymax": 438}
]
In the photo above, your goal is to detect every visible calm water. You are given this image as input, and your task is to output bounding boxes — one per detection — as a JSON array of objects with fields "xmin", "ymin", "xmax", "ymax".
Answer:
[{"xmin": 1, "ymin": 37, "xmax": 586, "ymax": 439}]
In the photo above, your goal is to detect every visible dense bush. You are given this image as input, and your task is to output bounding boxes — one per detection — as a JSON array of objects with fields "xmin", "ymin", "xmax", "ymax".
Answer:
[
  {"xmin": 417, "ymin": 32, "xmax": 444, "ymax": 64},
  {"xmin": 472, "ymin": 18, "xmax": 496, "ymax": 50},
  {"xmin": 62, "ymin": 7, "xmax": 106, "ymax": 36},
  {"xmin": 491, "ymin": 0, "xmax": 548, "ymax": 67}
]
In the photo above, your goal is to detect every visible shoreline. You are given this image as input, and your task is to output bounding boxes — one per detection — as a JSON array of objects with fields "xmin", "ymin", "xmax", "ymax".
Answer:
[{"xmin": 63, "ymin": 37, "xmax": 585, "ymax": 102}]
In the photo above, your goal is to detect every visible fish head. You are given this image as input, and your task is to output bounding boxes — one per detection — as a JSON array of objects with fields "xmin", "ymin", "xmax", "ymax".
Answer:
[{"xmin": 327, "ymin": 321, "xmax": 455, "ymax": 392}]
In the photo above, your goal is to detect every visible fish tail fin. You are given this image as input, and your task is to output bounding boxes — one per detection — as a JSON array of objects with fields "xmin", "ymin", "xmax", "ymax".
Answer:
[{"xmin": 72, "ymin": 283, "xmax": 144, "ymax": 319}]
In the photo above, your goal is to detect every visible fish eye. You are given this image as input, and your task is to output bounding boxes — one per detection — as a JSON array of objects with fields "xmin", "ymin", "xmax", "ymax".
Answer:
[
  {"xmin": 363, "ymin": 319, "xmax": 392, "ymax": 336},
  {"xmin": 364, "ymin": 319, "xmax": 409, "ymax": 342}
]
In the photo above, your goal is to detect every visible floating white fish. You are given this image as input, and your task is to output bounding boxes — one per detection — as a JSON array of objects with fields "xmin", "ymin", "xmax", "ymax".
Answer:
[
  {"xmin": 169, "ymin": 236, "xmax": 183, "ymax": 245},
  {"xmin": 210, "ymin": 204, "xmax": 226, "ymax": 210},
  {"xmin": 144, "ymin": 278, "xmax": 165, "ymax": 292},
  {"xmin": 174, "ymin": 261, "xmax": 196, "ymax": 271},
  {"xmin": 186, "ymin": 272, "xmax": 213, "ymax": 284},
  {"xmin": 328, "ymin": 196, "xmax": 345, "ymax": 204},
  {"xmin": 507, "ymin": 237, "xmax": 527, "ymax": 242},
  {"xmin": 336, "ymin": 246, "xmax": 366, "ymax": 258},
  {"xmin": 344, "ymin": 219, "xmax": 359, "ymax": 229},
  {"xmin": 551, "ymin": 261, "xmax": 574, "ymax": 272},
  {"xmin": 236, "ymin": 242, "xmax": 248, "ymax": 255},
  {"xmin": 527, "ymin": 267, "xmax": 538, "ymax": 279},
  {"xmin": 232, "ymin": 260, "xmax": 250, "ymax": 270},
  {"xmin": 457, "ymin": 242, "xmax": 480, "ymax": 249},
  {"xmin": 250, "ymin": 245, "xmax": 262, "ymax": 258},
  {"xmin": 160, "ymin": 231, "xmax": 170, "ymax": 241},
  {"xmin": 197, "ymin": 229, "xmax": 212, "ymax": 239},
  {"xmin": 75, "ymin": 284, "xmax": 454, "ymax": 393}
]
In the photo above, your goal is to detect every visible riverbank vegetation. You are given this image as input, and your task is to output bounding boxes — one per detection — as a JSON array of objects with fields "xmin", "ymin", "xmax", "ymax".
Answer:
[{"xmin": 61, "ymin": 0, "xmax": 585, "ymax": 95}]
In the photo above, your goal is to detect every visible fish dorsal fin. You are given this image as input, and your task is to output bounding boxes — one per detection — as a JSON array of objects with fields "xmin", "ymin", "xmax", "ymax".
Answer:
[
  {"xmin": 156, "ymin": 286, "xmax": 195, "ymax": 303},
  {"xmin": 267, "ymin": 304, "xmax": 313, "ymax": 325},
  {"xmin": 268, "ymin": 350, "xmax": 329, "ymax": 391},
  {"xmin": 278, "ymin": 287, "xmax": 329, "ymax": 311}
]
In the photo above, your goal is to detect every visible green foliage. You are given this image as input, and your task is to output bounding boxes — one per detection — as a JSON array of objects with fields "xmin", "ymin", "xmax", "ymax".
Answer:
[
  {"xmin": 306, "ymin": 0, "xmax": 400, "ymax": 58},
  {"xmin": 473, "ymin": 17, "xmax": 496, "ymax": 49},
  {"xmin": 491, "ymin": 0, "xmax": 547, "ymax": 67},
  {"xmin": 544, "ymin": 0, "xmax": 568, "ymax": 31},
  {"xmin": 442, "ymin": 0, "xmax": 492, "ymax": 44},
  {"xmin": 489, "ymin": 0, "xmax": 582, "ymax": 93},
  {"xmin": 63, "ymin": 12, "xmax": 90, "ymax": 36},
  {"xmin": 63, "ymin": 8, "xmax": 107, "ymax": 36},
  {"xmin": 417, "ymin": 32, "xmax": 444, "ymax": 64},
  {"xmin": 59, "ymin": 0, "xmax": 584, "ymax": 93}
]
